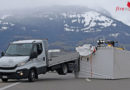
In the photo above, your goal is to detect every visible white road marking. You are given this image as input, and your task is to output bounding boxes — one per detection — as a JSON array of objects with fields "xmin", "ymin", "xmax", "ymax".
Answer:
[
  {"xmin": 0, "ymin": 82, "xmax": 20, "ymax": 90},
  {"xmin": 85, "ymin": 78, "xmax": 91, "ymax": 82}
]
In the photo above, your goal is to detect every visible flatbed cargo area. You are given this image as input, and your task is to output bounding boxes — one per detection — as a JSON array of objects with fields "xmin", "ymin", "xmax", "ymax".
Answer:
[{"xmin": 48, "ymin": 51, "xmax": 79, "ymax": 67}]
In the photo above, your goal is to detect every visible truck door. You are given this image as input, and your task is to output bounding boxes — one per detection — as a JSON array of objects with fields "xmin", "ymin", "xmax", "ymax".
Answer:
[{"xmin": 33, "ymin": 43, "xmax": 47, "ymax": 74}]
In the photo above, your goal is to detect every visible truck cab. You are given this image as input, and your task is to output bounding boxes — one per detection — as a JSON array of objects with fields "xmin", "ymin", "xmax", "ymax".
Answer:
[{"xmin": 0, "ymin": 39, "xmax": 48, "ymax": 82}]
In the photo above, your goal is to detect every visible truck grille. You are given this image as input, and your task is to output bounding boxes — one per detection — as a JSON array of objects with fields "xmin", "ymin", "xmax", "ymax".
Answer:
[{"xmin": 0, "ymin": 66, "xmax": 17, "ymax": 70}]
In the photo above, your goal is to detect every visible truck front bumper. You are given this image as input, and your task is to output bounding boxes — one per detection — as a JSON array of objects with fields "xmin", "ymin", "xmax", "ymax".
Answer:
[{"xmin": 0, "ymin": 69, "xmax": 29, "ymax": 79}]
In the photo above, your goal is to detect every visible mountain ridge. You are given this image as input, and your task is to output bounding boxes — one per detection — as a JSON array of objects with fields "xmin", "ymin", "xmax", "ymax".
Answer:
[{"xmin": 0, "ymin": 6, "xmax": 130, "ymax": 51}]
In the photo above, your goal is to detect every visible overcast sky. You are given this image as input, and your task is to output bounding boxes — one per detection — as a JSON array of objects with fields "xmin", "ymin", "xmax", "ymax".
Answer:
[{"xmin": 0, "ymin": 0, "xmax": 130, "ymax": 25}]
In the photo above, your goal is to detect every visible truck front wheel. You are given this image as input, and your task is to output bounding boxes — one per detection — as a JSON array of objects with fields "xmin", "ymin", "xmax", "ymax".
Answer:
[
  {"xmin": 2, "ymin": 78, "xmax": 8, "ymax": 82},
  {"xmin": 28, "ymin": 69, "xmax": 36, "ymax": 82}
]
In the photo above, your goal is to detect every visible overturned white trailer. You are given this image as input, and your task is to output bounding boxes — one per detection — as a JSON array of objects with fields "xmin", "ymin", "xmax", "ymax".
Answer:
[{"xmin": 77, "ymin": 45, "xmax": 130, "ymax": 79}]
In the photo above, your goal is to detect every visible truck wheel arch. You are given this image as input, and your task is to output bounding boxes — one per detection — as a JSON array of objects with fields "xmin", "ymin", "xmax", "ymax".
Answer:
[{"xmin": 29, "ymin": 67, "xmax": 38, "ymax": 76}]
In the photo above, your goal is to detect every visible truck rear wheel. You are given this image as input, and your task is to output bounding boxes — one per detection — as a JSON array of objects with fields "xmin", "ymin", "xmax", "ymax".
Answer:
[
  {"xmin": 2, "ymin": 78, "xmax": 8, "ymax": 82},
  {"xmin": 67, "ymin": 63, "xmax": 75, "ymax": 73},
  {"xmin": 28, "ymin": 69, "xmax": 36, "ymax": 82},
  {"xmin": 56, "ymin": 64, "xmax": 68, "ymax": 75}
]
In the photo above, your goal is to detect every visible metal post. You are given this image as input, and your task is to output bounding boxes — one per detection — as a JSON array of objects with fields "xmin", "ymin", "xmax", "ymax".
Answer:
[{"xmin": 74, "ymin": 57, "xmax": 80, "ymax": 78}]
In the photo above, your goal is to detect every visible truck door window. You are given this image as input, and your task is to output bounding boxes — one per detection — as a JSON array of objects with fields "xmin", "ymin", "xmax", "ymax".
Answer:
[
  {"xmin": 33, "ymin": 45, "xmax": 38, "ymax": 54},
  {"xmin": 37, "ymin": 43, "xmax": 43, "ymax": 55}
]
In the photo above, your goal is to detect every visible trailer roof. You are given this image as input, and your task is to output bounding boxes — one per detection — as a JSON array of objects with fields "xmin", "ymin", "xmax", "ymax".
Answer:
[{"xmin": 12, "ymin": 39, "xmax": 46, "ymax": 44}]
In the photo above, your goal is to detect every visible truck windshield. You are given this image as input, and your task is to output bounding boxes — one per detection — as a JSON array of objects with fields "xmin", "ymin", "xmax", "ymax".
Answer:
[{"xmin": 5, "ymin": 43, "xmax": 33, "ymax": 56}]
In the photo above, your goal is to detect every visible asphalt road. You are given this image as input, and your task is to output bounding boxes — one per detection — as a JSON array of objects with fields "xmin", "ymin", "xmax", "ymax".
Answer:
[{"xmin": 0, "ymin": 72, "xmax": 130, "ymax": 90}]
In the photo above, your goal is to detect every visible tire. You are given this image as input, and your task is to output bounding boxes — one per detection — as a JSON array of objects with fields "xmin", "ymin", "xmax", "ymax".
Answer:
[
  {"xmin": 28, "ymin": 69, "xmax": 36, "ymax": 82},
  {"xmin": 67, "ymin": 63, "xmax": 74, "ymax": 73},
  {"xmin": 62, "ymin": 64, "xmax": 68, "ymax": 75},
  {"xmin": 56, "ymin": 64, "xmax": 68, "ymax": 75},
  {"xmin": 68, "ymin": 70, "xmax": 73, "ymax": 73},
  {"xmin": 2, "ymin": 78, "xmax": 8, "ymax": 82},
  {"xmin": 35, "ymin": 74, "xmax": 38, "ymax": 79}
]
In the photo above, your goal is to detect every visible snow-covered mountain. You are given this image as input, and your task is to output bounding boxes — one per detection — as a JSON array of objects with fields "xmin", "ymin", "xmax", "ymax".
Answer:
[
  {"xmin": 0, "ymin": 6, "xmax": 130, "ymax": 51},
  {"xmin": 0, "ymin": 16, "xmax": 15, "ymax": 31},
  {"xmin": 62, "ymin": 11, "xmax": 116, "ymax": 32}
]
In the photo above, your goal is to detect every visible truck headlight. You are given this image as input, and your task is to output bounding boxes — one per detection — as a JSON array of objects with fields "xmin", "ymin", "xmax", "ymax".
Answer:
[{"xmin": 17, "ymin": 61, "xmax": 27, "ymax": 67}]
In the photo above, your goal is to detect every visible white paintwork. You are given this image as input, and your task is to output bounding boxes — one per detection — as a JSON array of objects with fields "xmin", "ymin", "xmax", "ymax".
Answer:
[
  {"xmin": 12, "ymin": 39, "xmax": 43, "ymax": 44},
  {"xmin": 0, "ymin": 56, "xmax": 29, "ymax": 67},
  {"xmin": 78, "ymin": 46, "xmax": 130, "ymax": 79},
  {"xmin": 48, "ymin": 49, "xmax": 61, "ymax": 53}
]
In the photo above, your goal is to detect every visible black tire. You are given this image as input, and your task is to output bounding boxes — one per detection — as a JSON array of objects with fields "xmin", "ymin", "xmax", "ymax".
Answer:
[
  {"xmin": 56, "ymin": 69, "xmax": 62, "ymax": 75},
  {"xmin": 67, "ymin": 63, "xmax": 74, "ymax": 73},
  {"xmin": 68, "ymin": 70, "xmax": 73, "ymax": 73},
  {"xmin": 2, "ymin": 78, "xmax": 8, "ymax": 82},
  {"xmin": 28, "ymin": 69, "xmax": 36, "ymax": 82},
  {"xmin": 56, "ymin": 64, "xmax": 68, "ymax": 75},
  {"xmin": 35, "ymin": 74, "xmax": 38, "ymax": 79}
]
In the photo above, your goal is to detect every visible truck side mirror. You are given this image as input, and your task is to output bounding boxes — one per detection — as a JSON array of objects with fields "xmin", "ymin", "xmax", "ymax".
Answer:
[
  {"xmin": 30, "ymin": 52, "xmax": 37, "ymax": 59},
  {"xmin": 1, "ymin": 52, "xmax": 5, "ymax": 57}
]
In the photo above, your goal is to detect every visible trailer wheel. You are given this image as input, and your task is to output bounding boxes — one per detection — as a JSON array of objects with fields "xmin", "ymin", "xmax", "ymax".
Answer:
[
  {"xmin": 28, "ymin": 69, "xmax": 36, "ymax": 82},
  {"xmin": 2, "ymin": 78, "xmax": 8, "ymax": 82},
  {"xmin": 56, "ymin": 64, "xmax": 68, "ymax": 75}
]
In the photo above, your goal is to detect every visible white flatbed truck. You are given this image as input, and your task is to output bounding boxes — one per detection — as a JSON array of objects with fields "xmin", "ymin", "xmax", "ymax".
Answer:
[{"xmin": 0, "ymin": 39, "xmax": 80, "ymax": 82}]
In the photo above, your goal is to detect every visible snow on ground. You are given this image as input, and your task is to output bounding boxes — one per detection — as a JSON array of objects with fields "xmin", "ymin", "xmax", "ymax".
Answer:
[
  {"xmin": 3, "ymin": 22, "xmax": 9, "ymax": 25},
  {"xmin": 109, "ymin": 33, "xmax": 120, "ymax": 38},
  {"xmin": 124, "ymin": 32, "xmax": 130, "ymax": 36},
  {"xmin": 49, "ymin": 18, "xmax": 54, "ymax": 20},
  {"xmin": 64, "ymin": 27, "xmax": 74, "ymax": 32},
  {"xmin": 72, "ymin": 19, "xmax": 77, "ymax": 23},
  {"xmin": 112, "ymin": 23, "xmax": 117, "ymax": 27},
  {"xmin": 1, "ymin": 15, "xmax": 11, "ymax": 20},
  {"xmin": 0, "ymin": 26, "xmax": 8, "ymax": 31},
  {"xmin": 10, "ymin": 23, "xmax": 15, "ymax": 26}
]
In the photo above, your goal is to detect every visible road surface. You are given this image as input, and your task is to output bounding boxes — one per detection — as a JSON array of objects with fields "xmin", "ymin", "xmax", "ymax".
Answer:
[{"xmin": 0, "ymin": 72, "xmax": 130, "ymax": 90}]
